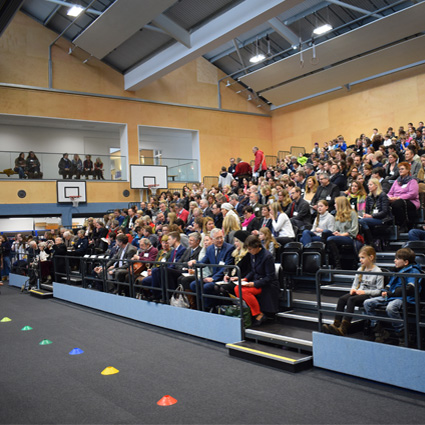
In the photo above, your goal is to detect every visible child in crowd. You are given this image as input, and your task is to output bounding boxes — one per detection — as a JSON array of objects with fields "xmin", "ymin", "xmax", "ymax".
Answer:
[{"xmin": 322, "ymin": 245, "xmax": 383, "ymax": 336}]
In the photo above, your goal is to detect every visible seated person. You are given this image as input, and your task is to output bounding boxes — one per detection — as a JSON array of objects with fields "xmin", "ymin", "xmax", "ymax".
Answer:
[
  {"xmin": 26, "ymin": 151, "xmax": 41, "ymax": 178},
  {"xmin": 188, "ymin": 228, "xmax": 234, "ymax": 310},
  {"xmin": 300, "ymin": 200, "xmax": 335, "ymax": 245},
  {"xmin": 323, "ymin": 196, "xmax": 358, "ymax": 269},
  {"xmin": 71, "ymin": 154, "xmax": 83, "ymax": 179},
  {"xmin": 93, "ymin": 234, "xmax": 137, "ymax": 293},
  {"xmin": 94, "ymin": 157, "xmax": 105, "ymax": 180},
  {"xmin": 14, "ymin": 152, "xmax": 27, "ymax": 179},
  {"xmin": 387, "ymin": 162, "xmax": 419, "ymax": 233},
  {"xmin": 363, "ymin": 248, "xmax": 422, "ymax": 345},
  {"xmin": 58, "ymin": 153, "xmax": 72, "ymax": 179},
  {"xmin": 236, "ymin": 235, "xmax": 279, "ymax": 327},
  {"xmin": 322, "ymin": 246, "xmax": 383, "ymax": 336},
  {"xmin": 269, "ymin": 201, "xmax": 295, "ymax": 246},
  {"xmin": 241, "ymin": 205, "xmax": 261, "ymax": 233},
  {"xmin": 143, "ymin": 231, "xmax": 186, "ymax": 301},
  {"xmin": 83, "ymin": 154, "xmax": 93, "ymax": 179}
]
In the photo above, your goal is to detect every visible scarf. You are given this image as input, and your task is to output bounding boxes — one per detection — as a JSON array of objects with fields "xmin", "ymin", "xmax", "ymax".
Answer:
[
  {"xmin": 242, "ymin": 214, "xmax": 255, "ymax": 227},
  {"xmin": 397, "ymin": 174, "xmax": 413, "ymax": 186}
]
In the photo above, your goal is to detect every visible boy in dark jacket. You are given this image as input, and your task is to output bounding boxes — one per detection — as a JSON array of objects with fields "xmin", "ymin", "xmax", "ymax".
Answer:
[{"xmin": 363, "ymin": 248, "xmax": 422, "ymax": 345}]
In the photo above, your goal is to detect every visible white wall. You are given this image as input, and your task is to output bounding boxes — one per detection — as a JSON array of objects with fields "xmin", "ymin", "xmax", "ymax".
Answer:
[{"xmin": 139, "ymin": 126, "xmax": 200, "ymax": 181}]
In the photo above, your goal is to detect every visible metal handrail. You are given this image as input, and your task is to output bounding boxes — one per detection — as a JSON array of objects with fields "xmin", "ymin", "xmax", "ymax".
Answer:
[
  {"xmin": 52, "ymin": 255, "xmax": 246, "ymax": 338},
  {"xmin": 315, "ymin": 268, "xmax": 425, "ymax": 349}
]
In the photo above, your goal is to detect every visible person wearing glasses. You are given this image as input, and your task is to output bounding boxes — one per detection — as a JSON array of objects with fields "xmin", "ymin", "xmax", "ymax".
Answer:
[
  {"xmin": 387, "ymin": 162, "xmax": 419, "ymax": 233},
  {"xmin": 310, "ymin": 173, "xmax": 340, "ymax": 212}
]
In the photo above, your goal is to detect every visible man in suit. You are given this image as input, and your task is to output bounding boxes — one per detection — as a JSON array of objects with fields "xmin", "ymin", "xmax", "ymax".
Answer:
[
  {"xmin": 149, "ymin": 231, "xmax": 186, "ymax": 300},
  {"xmin": 52, "ymin": 237, "xmax": 67, "ymax": 282},
  {"xmin": 229, "ymin": 193, "xmax": 248, "ymax": 217},
  {"xmin": 286, "ymin": 187, "xmax": 312, "ymax": 230},
  {"xmin": 188, "ymin": 228, "xmax": 234, "ymax": 310},
  {"xmin": 199, "ymin": 198, "xmax": 214, "ymax": 218},
  {"xmin": 94, "ymin": 234, "xmax": 137, "ymax": 293}
]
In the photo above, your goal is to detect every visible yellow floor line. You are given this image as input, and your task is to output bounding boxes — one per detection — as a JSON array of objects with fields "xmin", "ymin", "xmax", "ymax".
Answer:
[{"xmin": 227, "ymin": 344, "xmax": 298, "ymax": 363}]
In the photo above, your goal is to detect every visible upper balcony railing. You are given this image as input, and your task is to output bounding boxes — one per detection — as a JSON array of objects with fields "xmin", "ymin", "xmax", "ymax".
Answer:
[
  {"xmin": 140, "ymin": 156, "xmax": 199, "ymax": 183},
  {"xmin": 0, "ymin": 151, "xmax": 127, "ymax": 181}
]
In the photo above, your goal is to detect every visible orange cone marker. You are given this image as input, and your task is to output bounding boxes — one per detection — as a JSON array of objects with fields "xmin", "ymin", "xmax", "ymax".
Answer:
[{"xmin": 157, "ymin": 395, "xmax": 177, "ymax": 406}]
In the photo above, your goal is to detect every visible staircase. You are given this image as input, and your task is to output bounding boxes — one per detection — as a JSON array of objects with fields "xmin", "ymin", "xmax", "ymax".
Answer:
[{"xmin": 227, "ymin": 239, "xmax": 407, "ymax": 373}]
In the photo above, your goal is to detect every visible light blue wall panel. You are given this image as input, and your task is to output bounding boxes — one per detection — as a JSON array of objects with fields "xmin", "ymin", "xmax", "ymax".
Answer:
[
  {"xmin": 53, "ymin": 283, "xmax": 242, "ymax": 344},
  {"xmin": 9, "ymin": 273, "xmax": 28, "ymax": 288},
  {"xmin": 313, "ymin": 332, "xmax": 425, "ymax": 393}
]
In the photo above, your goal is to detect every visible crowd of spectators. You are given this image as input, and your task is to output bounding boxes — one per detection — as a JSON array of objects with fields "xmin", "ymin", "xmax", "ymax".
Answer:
[{"xmin": 2, "ymin": 124, "xmax": 425, "ymax": 334}]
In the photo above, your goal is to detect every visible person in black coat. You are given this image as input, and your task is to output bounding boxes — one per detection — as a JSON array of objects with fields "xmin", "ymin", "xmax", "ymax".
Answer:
[
  {"xmin": 330, "ymin": 163, "xmax": 347, "ymax": 191},
  {"xmin": 52, "ymin": 237, "xmax": 68, "ymax": 281},
  {"xmin": 235, "ymin": 235, "xmax": 279, "ymax": 327},
  {"xmin": 58, "ymin": 153, "xmax": 72, "ymax": 179},
  {"xmin": 311, "ymin": 173, "xmax": 340, "ymax": 212},
  {"xmin": 286, "ymin": 187, "xmax": 312, "ymax": 230},
  {"xmin": 241, "ymin": 206, "xmax": 261, "ymax": 233},
  {"xmin": 358, "ymin": 178, "xmax": 391, "ymax": 246}
]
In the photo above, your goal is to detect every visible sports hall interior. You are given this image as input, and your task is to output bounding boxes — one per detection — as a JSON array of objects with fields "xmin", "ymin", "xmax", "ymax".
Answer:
[{"xmin": 1, "ymin": 2, "xmax": 425, "ymax": 424}]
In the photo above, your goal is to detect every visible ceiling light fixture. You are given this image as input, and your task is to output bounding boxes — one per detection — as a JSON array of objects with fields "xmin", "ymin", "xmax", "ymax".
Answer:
[
  {"xmin": 67, "ymin": 5, "xmax": 84, "ymax": 17},
  {"xmin": 313, "ymin": 23, "xmax": 333, "ymax": 35},
  {"xmin": 249, "ymin": 38, "xmax": 265, "ymax": 64}
]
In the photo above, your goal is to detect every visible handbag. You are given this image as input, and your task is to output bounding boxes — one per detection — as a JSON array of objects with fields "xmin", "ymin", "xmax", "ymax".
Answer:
[
  {"xmin": 170, "ymin": 284, "xmax": 190, "ymax": 309},
  {"xmin": 217, "ymin": 304, "xmax": 252, "ymax": 328}
]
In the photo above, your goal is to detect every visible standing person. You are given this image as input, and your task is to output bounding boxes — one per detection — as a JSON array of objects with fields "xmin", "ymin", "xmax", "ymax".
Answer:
[
  {"xmin": 322, "ymin": 246, "xmax": 384, "ymax": 336},
  {"xmin": 252, "ymin": 146, "xmax": 267, "ymax": 179},
  {"xmin": 233, "ymin": 157, "xmax": 252, "ymax": 185},
  {"xmin": 228, "ymin": 158, "xmax": 237, "ymax": 174},
  {"xmin": 218, "ymin": 166, "xmax": 234, "ymax": 188}
]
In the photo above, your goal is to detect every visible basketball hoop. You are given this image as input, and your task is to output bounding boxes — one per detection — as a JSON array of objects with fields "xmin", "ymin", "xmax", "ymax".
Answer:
[
  {"xmin": 147, "ymin": 184, "xmax": 160, "ymax": 196},
  {"xmin": 69, "ymin": 196, "xmax": 81, "ymax": 207}
]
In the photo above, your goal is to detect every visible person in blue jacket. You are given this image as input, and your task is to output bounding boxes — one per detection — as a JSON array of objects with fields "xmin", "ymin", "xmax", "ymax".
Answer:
[
  {"xmin": 363, "ymin": 247, "xmax": 422, "ymax": 345},
  {"xmin": 188, "ymin": 228, "xmax": 234, "ymax": 310}
]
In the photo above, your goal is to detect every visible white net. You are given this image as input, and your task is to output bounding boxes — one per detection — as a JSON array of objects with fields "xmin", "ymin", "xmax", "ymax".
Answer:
[{"xmin": 70, "ymin": 197, "xmax": 80, "ymax": 207}]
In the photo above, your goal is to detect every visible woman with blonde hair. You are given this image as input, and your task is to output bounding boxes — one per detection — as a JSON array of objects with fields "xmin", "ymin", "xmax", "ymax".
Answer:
[
  {"xmin": 222, "ymin": 213, "xmax": 241, "ymax": 245},
  {"xmin": 359, "ymin": 178, "xmax": 391, "ymax": 248},
  {"xmin": 304, "ymin": 176, "xmax": 318, "ymax": 204},
  {"xmin": 167, "ymin": 212, "xmax": 177, "ymax": 226},
  {"xmin": 259, "ymin": 227, "xmax": 280, "ymax": 258},
  {"xmin": 323, "ymin": 196, "xmax": 359, "ymax": 269},
  {"xmin": 203, "ymin": 216, "xmax": 215, "ymax": 234}
]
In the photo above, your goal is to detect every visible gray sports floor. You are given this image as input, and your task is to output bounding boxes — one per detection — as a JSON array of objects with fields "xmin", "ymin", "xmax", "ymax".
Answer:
[{"xmin": 2, "ymin": 284, "xmax": 425, "ymax": 425}]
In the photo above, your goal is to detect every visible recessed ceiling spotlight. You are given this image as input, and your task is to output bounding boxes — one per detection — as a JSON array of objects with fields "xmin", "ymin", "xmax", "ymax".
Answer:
[{"xmin": 313, "ymin": 24, "xmax": 333, "ymax": 35}]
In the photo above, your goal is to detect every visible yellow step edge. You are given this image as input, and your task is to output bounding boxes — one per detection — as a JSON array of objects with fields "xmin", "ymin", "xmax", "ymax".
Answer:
[
  {"xmin": 226, "ymin": 343, "xmax": 297, "ymax": 363},
  {"xmin": 29, "ymin": 290, "xmax": 48, "ymax": 295}
]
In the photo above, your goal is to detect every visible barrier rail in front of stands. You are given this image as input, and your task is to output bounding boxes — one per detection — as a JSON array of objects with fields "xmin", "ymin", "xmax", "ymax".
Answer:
[{"xmin": 315, "ymin": 268, "xmax": 425, "ymax": 350}]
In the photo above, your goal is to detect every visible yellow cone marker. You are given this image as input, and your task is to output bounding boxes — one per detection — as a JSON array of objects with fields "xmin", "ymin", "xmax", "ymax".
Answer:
[
  {"xmin": 1, "ymin": 317, "xmax": 12, "ymax": 322},
  {"xmin": 101, "ymin": 367, "xmax": 119, "ymax": 375}
]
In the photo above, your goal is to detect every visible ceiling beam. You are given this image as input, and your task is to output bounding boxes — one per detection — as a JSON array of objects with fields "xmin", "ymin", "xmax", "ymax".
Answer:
[
  {"xmin": 73, "ymin": 0, "xmax": 176, "ymax": 60},
  {"xmin": 268, "ymin": 17, "xmax": 298, "ymax": 47},
  {"xmin": 124, "ymin": 0, "xmax": 304, "ymax": 91},
  {"xmin": 326, "ymin": 0, "xmax": 382, "ymax": 19},
  {"xmin": 152, "ymin": 13, "xmax": 191, "ymax": 48}
]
